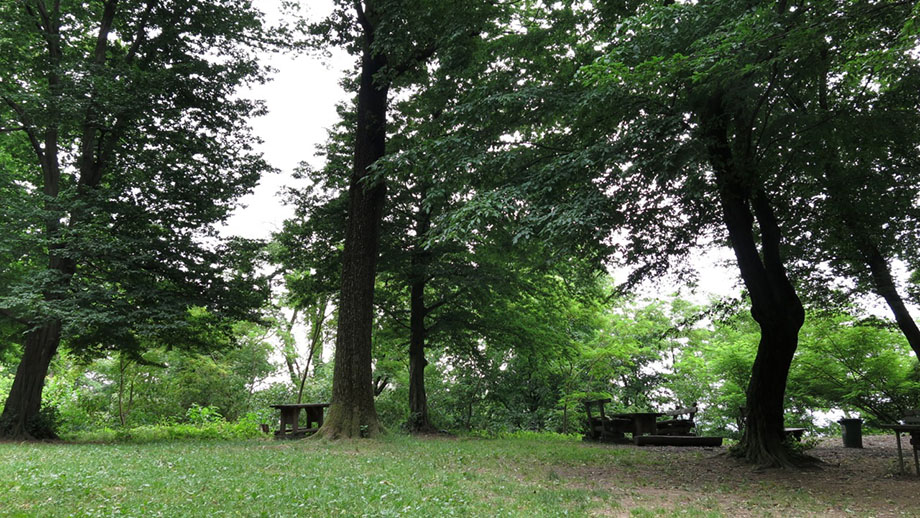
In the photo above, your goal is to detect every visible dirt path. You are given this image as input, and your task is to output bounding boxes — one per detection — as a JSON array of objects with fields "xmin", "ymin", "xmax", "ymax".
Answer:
[{"xmin": 567, "ymin": 435, "xmax": 920, "ymax": 517}]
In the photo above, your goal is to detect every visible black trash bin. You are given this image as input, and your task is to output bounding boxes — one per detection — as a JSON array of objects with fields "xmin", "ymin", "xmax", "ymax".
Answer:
[{"xmin": 838, "ymin": 418, "xmax": 863, "ymax": 448}]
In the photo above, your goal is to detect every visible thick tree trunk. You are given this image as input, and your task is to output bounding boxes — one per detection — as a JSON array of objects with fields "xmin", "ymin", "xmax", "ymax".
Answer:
[
  {"xmin": 1, "ymin": 1, "xmax": 116, "ymax": 440},
  {"xmin": 0, "ymin": 320, "xmax": 63, "ymax": 439},
  {"xmin": 702, "ymin": 95, "xmax": 807, "ymax": 467},
  {"xmin": 315, "ymin": 14, "xmax": 388, "ymax": 439}
]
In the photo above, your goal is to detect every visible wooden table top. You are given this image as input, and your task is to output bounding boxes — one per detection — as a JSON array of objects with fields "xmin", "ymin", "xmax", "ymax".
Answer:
[
  {"xmin": 879, "ymin": 423, "xmax": 920, "ymax": 432},
  {"xmin": 270, "ymin": 403, "xmax": 331, "ymax": 409}
]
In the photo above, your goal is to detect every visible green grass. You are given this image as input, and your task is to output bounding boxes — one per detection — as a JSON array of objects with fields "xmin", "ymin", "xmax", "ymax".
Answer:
[
  {"xmin": 0, "ymin": 433, "xmax": 907, "ymax": 517},
  {"xmin": 0, "ymin": 434, "xmax": 637, "ymax": 517}
]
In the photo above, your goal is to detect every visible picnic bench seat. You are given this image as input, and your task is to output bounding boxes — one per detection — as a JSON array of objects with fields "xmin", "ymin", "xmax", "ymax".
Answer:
[
  {"xmin": 880, "ymin": 409, "xmax": 920, "ymax": 475},
  {"xmin": 583, "ymin": 399, "xmax": 631, "ymax": 443},
  {"xmin": 738, "ymin": 406, "xmax": 806, "ymax": 442},
  {"xmin": 634, "ymin": 435, "xmax": 723, "ymax": 447},
  {"xmin": 655, "ymin": 406, "xmax": 697, "ymax": 436}
]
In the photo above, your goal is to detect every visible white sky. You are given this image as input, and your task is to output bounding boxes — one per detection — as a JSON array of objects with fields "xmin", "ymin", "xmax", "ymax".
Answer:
[{"xmin": 223, "ymin": 0, "xmax": 350, "ymax": 240}]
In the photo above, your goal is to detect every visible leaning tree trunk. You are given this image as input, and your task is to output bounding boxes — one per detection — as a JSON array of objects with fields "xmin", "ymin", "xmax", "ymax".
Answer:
[
  {"xmin": 407, "ymin": 217, "xmax": 437, "ymax": 432},
  {"xmin": 863, "ymin": 245, "xmax": 920, "ymax": 360},
  {"xmin": 0, "ymin": 320, "xmax": 63, "ymax": 439},
  {"xmin": 835, "ymin": 201, "xmax": 920, "ymax": 360},
  {"xmin": 813, "ymin": 60, "xmax": 920, "ymax": 362},
  {"xmin": 826, "ymin": 192, "xmax": 920, "ymax": 360},
  {"xmin": 702, "ymin": 95, "xmax": 807, "ymax": 467},
  {"xmin": 315, "ymin": 18, "xmax": 388, "ymax": 440}
]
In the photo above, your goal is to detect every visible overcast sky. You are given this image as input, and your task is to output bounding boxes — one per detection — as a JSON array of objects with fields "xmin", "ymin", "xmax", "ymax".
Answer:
[{"xmin": 223, "ymin": 0, "xmax": 349, "ymax": 240}]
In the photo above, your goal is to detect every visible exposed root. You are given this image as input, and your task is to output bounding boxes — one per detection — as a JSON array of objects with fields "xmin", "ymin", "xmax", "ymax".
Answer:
[
  {"xmin": 729, "ymin": 439, "xmax": 823, "ymax": 470},
  {"xmin": 312, "ymin": 402, "xmax": 384, "ymax": 440}
]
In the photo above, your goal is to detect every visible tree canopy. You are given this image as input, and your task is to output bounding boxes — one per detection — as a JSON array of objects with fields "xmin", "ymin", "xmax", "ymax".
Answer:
[{"xmin": 0, "ymin": 0, "xmax": 277, "ymax": 438}]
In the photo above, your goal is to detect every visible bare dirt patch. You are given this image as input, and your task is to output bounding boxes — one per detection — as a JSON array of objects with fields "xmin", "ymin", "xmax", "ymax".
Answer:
[{"xmin": 562, "ymin": 435, "xmax": 920, "ymax": 517}]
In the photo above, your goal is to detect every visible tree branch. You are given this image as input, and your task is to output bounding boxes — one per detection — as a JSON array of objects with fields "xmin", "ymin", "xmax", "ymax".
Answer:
[
  {"xmin": 378, "ymin": 304, "xmax": 411, "ymax": 331},
  {"xmin": 0, "ymin": 308, "xmax": 30, "ymax": 326},
  {"xmin": 77, "ymin": 0, "xmax": 119, "ymax": 189},
  {"xmin": 1, "ymin": 96, "xmax": 44, "ymax": 162},
  {"xmin": 125, "ymin": 0, "xmax": 157, "ymax": 64},
  {"xmin": 353, "ymin": 0, "xmax": 373, "ymax": 34},
  {"xmin": 424, "ymin": 290, "xmax": 462, "ymax": 317}
]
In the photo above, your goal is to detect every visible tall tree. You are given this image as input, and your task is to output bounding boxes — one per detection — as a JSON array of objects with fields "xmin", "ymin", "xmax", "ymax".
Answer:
[
  {"xmin": 776, "ymin": 5, "xmax": 920, "ymax": 359},
  {"xmin": 0, "ymin": 0, "xmax": 274, "ymax": 438},
  {"xmin": 307, "ymin": 0, "xmax": 497, "ymax": 438},
  {"xmin": 577, "ymin": 0, "xmax": 919, "ymax": 465}
]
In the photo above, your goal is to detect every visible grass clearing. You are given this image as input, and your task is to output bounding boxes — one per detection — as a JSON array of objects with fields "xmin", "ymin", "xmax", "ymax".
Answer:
[{"xmin": 1, "ymin": 434, "xmax": 917, "ymax": 517}]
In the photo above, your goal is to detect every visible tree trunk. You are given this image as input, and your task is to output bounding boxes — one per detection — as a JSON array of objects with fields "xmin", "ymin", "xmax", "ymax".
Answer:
[
  {"xmin": 315, "ymin": 9, "xmax": 388, "ymax": 439},
  {"xmin": 408, "ymin": 207, "xmax": 437, "ymax": 433},
  {"xmin": 0, "ymin": 320, "xmax": 63, "ymax": 439},
  {"xmin": 813, "ymin": 57, "xmax": 920, "ymax": 362},
  {"xmin": 832, "ymin": 195, "xmax": 920, "ymax": 361},
  {"xmin": 408, "ymin": 271, "xmax": 436, "ymax": 432},
  {"xmin": 701, "ymin": 94, "xmax": 807, "ymax": 467},
  {"xmin": 1, "ymin": 1, "xmax": 115, "ymax": 440},
  {"xmin": 862, "ymin": 245, "xmax": 920, "ymax": 360}
]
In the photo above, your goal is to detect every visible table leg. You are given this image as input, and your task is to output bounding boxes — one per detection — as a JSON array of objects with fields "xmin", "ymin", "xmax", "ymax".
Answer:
[
  {"xmin": 634, "ymin": 415, "xmax": 657, "ymax": 436},
  {"xmin": 913, "ymin": 447, "xmax": 919, "ymax": 476},
  {"xmin": 895, "ymin": 432, "xmax": 904, "ymax": 474},
  {"xmin": 278, "ymin": 411, "xmax": 290, "ymax": 435},
  {"xmin": 305, "ymin": 407, "xmax": 318, "ymax": 429}
]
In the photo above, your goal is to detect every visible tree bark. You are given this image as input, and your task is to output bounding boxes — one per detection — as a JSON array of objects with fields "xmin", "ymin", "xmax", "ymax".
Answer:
[
  {"xmin": 823, "ymin": 172, "xmax": 920, "ymax": 361},
  {"xmin": 408, "ymin": 209, "xmax": 437, "ymax": 433},
  {"xmin": 701, "ymin": 94, "xmax": 808, "ymax": 467},
  {"xmin": 315, "ymin": 3, "xmax": 388, "ymax": 439},
  {"xmin": 0, "ymin": 320, "xmax": 63, "ymax": 438}
]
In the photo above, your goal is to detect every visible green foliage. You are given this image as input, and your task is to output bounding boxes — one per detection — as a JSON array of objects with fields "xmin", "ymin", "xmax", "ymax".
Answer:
[
  {"xmin": 186, "ymin": 404, "xmax": 223, "ymax": 426},
  {"xmin": 0, "ymin": 0, "xmax": 278, "ymax": 387},
  {"xmin": 792, "ymin": 315, "xmax": 920, "ymax": 424},
  {"xmin": 25, "ymin": 319, "xmax": 280, "ymax": 434},
  {"xmin": 68, "ymin": 413, "xmax": 268, "ymax": 443}
]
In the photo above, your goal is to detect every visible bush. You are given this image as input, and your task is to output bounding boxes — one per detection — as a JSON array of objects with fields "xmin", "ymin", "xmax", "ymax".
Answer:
[
  {"xmin": 66, "ymin": 417, "xmax": 271, "ymax": 443},
  {"xmin": 186, "ymin": 404, "xmax": 223, "ymax": 425}
]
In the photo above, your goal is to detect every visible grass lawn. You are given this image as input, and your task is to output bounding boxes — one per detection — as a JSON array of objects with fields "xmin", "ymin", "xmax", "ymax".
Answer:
[{"xmin": 1, "ymin": 433, "xmax": 916, "ymax": 517}]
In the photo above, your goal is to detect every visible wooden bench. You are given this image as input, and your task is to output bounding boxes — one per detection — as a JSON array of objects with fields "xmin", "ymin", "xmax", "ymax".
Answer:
[
  {"xmin": 583, "ymin": 399, "xmax": 631, "ymax": 443},
  {"xmin": 271, "ymin": 403, "xmax": 330, "ymax": 438},
  {"xmin": 738, "ymin": 406, "xmax": 806, "ymax": 442},
  {"xmin": 635, "ymin": 435, "xmax": 723, "ymax": 447},
  {"xmin": 880, "ymin": 410, "xmax": 920, "ymax": 475},
  {"xmin": 655, "ymin": 406, "xmax": 697, "ymax": 436}
]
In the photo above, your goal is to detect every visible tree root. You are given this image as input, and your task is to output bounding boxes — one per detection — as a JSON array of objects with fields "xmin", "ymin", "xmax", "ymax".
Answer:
[{"xmin": 728, "ymin": 439, "xmax": 823, "ymax": 469}]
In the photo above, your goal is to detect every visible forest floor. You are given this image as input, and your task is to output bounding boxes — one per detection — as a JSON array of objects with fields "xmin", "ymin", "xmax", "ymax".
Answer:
[
  {"xmin": 571, "ymin": 434, "xmax": 919, "ymax": 517},
  {"xmin": 0, "ymin": 432, "xmax": 917, "ymax": 517}
]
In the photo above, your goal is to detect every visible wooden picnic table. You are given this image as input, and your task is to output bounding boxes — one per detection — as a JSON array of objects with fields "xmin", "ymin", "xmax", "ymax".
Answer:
[
  {"xmin": 270, "ymin": 403, "xmax": 330, "ymax": 438},
  {"xmin": 611, "ymin": 412, "xmax": 663, "ymax": 436},
  {"xmin": 878, "ymin": 423, "xmax": 920, "ymax": 475}
]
